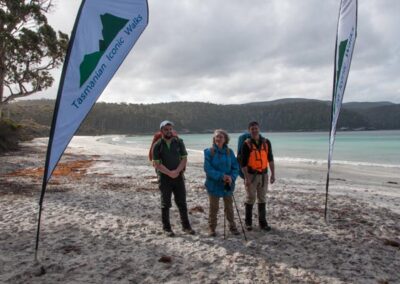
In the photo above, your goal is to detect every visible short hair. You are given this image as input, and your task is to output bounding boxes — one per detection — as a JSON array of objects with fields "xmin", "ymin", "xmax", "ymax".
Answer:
[
  {"xmin": 248, "ymin": 121, "xmax": 259, "ymax": 129},
  {"xmin": 212, "ymin": 129, "xmax": 230, "ymax": 146}
]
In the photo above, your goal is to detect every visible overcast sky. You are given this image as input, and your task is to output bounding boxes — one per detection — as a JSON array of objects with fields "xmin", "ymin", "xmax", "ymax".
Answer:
[{"xmin": 41, "ymin": 0, "xmax": 400, "ymax": 104}]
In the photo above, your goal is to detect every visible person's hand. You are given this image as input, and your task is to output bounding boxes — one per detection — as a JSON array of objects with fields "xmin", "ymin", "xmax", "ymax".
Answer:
[
  {"xmin": 166, "ymin": 170, "xmax": 174, "ymax": 178},
  {"xmin": 270, "ymin": 174, "xmax": 275, "ymax": 184},
  {"xmin": 169, "ymin": 170, "xmax": 180, "ymax": 179},
  {"xmin": 223, "ymin": 175, "xmax": 232, "ymax": 185}
]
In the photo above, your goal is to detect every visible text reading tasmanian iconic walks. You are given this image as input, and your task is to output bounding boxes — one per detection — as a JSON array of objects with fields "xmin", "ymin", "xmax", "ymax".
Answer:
[{"xmin": 72, "ymin": 13, "xmax": 143, "ymax": 109}]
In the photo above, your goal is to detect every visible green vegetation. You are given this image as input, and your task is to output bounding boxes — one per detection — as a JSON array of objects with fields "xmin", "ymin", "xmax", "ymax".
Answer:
[
  {"xmin": 0, "ymin": 0, "xmax": 69, "ymax": 118},
  {"xmin": 4, "ymin": 99, "xmax": 400, "ymax": 137},
  {"xmin": 0, "ymin": 119, "xmax": 21, "ymax": 152},
  {"xmin": 0, "ymin": 117, "xmax": 49, "ymax": 153}
]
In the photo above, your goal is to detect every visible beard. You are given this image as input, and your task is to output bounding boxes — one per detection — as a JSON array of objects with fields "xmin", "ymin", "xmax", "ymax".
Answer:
[{"xmin": 164, "ymin": 132, "xmax": 173, "ymax": 139}]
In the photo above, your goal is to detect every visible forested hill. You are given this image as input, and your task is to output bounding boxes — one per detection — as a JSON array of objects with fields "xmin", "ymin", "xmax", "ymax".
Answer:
[{"xmin": 6, "ymin": 99, "xmax": 400, "ymax": 136}]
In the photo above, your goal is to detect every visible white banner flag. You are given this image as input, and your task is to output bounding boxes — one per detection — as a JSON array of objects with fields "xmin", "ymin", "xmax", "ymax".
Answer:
[
  {"xmin": 44, "ymin": 0, "xmax": 148, "ymax": 183},
  {"xmin": 36, "ymin": 0, "xmax": 148, "ymax": 259},
  {"xmin": 325, "ymin": 0, "xmax": 357, "ymax": 219}
]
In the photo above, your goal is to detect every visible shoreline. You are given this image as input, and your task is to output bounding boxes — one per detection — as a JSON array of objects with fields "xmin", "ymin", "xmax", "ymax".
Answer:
[
  {"xmin": 96, "ymin": 132, "xmax": 400, "ymax": 169},
  {"xmin": 0, "ymin": 136, "xmax": 399, "ymax": 283}
]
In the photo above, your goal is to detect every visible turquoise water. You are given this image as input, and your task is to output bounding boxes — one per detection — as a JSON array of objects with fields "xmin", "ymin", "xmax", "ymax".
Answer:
[{"xmin": 102, "ymin": 130, "xmax": 400, "ymax": 167}]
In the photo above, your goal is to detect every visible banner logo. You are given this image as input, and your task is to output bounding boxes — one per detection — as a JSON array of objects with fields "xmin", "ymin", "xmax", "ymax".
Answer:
[{"xmin": 79, "ymin": 13, "xmax": 129, "ymax": 87}]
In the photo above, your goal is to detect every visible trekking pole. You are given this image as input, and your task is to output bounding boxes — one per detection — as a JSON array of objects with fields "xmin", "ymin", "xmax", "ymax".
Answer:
[
  {"xmin": 232, "ymin": 193, "xmax": 247, "ymax": 241},
  {"xmin": 223, "ymin": 205, "xmax": 226, "ymax": 240}
]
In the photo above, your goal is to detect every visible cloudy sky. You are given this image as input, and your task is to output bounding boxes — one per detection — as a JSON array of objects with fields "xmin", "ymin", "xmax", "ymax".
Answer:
[{"xmin": 41, "ymin": 0, "xmax": 399, "ymax": 104}]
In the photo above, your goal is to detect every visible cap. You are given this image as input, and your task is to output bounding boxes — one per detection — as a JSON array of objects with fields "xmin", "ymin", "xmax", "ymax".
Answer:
[{"xmin": 160, "ymin": 120, "xmax": 174, "ymax": 129}]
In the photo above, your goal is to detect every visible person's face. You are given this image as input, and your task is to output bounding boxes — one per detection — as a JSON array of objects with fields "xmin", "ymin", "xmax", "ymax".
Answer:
[
  {"xmin": 162, "ymin": 125, "xmax": 173, "ymax": 139},
  {"xmin": 214, "ymin": 133, "xmax": 225, "ymax": 147},
  {"xmin": 249, "ymin": 125, "xmax": 260, "ymax": 138}
]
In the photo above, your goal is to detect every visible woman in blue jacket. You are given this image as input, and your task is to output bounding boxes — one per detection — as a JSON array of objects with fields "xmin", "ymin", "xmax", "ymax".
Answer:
[{"xmin": 204, "ymin": 129, "xmax": 240, "ymax": 237}]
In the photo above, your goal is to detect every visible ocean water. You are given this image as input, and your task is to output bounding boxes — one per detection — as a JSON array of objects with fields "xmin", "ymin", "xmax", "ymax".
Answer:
[{"xmin": 100, "ymin": 130, "xmax": 400, "ymax": 168}]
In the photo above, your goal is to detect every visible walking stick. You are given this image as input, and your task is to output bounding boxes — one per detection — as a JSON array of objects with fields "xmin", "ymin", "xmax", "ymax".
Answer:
[
  {"xmin": 223, "ymin": 205, "xmax": 226, "ymax": 240},
  {"xmin": 232, "ymin": 193, "xmax": 248, "ymax": 241}
]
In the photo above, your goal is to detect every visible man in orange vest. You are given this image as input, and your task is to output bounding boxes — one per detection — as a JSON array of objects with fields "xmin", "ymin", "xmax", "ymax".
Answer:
[{"xmin": 240, "ymin": 121, "xmax": 275, "ymax": 231}]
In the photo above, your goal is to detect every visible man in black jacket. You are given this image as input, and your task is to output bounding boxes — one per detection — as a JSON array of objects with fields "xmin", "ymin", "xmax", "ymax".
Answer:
[{"xmin": 153, "ymin": 120, "xmax": 195, "ymax": 237}]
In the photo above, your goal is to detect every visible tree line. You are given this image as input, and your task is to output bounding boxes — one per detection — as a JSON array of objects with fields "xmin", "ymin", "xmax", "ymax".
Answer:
[{"xmin": 5, "ymin": 99, "xmax": 400, "ymax": 137}]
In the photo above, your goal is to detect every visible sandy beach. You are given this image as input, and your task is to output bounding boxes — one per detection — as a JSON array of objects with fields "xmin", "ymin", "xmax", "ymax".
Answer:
[{"xmin": 0, "ymin": 136, "xmax": 399, "ymax": 283}]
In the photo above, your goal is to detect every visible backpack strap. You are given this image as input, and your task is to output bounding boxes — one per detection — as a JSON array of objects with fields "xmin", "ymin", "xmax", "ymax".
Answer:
[
  {"xmin": 173, "ymin": 137, "xmax": 180, "ymax": 151},
  {"xmin": 158, "ymin": 137, "xmax": 179, "ymax": 158},
  {"xmin": 244, "ymin": 138, "xmax": 252, "ymax": 149},
  {"xmin": 246, "ymin": 138, "xmax": 267, "ymax": 151},
  {"xmin": 260, "ymin": 138, "xmax": 268, "ymax": 152},
  {"xmin": 158, "ymin": 139, "xmax": 163, "ymax": 158}
]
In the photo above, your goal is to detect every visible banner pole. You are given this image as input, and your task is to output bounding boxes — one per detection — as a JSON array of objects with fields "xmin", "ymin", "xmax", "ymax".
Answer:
[
  {"xmin": 324, "ymin": 0, "xmax": 341, "ymax": 222},
  {"xmin": 34, "ymin": 182, "xmax": 48, "ymax": 262},
  {"xmin": 324, "ymin": 169, "xmax": 330, "ymax": 223}
]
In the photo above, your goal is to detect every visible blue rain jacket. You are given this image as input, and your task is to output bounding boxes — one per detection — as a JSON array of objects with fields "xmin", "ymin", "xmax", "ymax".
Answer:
[{"xmin": 204, "ymin": 144, "xmax": 240, "ymax": 197}]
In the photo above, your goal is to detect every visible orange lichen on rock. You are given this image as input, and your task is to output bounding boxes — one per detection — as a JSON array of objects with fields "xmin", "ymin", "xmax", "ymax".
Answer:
[{"xmin": 5, "ymin": 160, "xmax": 95, "ymax": 179}]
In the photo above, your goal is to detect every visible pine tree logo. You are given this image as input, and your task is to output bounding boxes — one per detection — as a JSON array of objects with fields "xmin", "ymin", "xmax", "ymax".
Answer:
[
  {"xmin": 79, "ymin": 13, "xmax": 129, "ymax": 87},
  {"xmin": 333, "ymin": 39, "xmax": 348, "ymax": 114}
]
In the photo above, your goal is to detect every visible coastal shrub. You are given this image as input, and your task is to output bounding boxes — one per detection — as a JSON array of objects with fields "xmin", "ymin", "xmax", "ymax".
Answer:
[
  {"xmin": 17, "ymin": 119, "xmax": 50, "ymax": 140},
  {"xmin": 0, "ymin": 119, "xmax": 22, "ymax": 153}
]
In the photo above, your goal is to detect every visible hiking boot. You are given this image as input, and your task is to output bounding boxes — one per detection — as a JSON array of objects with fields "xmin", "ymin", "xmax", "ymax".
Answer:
[
  {"xmin": 245, "ymin": 203, "xmax": 253, "ymax": 231},
  {"xmin": 260, "ymin": 223, "xmax": 272, "ymax": 232},
  {"xmin": 183, "ymin": 227, "xmax": 196, "ymax": 235},
  {"xmin": 258, "ymin": 203, "xmax": 271, "ymax": 232},
  {"xmin": 230, "ymin": 227, "xmax": 240, "ymax": 236},
  {"xmin": 178, "ymin": 206, "xmax": 192, "ymax": 229},
  {"xmin": 163, "ymin": 229, "xmax": 175, "ymax": 237},
  {"xmin": 208, "ymin": 228, "xmax": 217, "ymax": 237},
  {"xmin": 161, "ymin": 208, "xmax": 174, "ymax": 234}
]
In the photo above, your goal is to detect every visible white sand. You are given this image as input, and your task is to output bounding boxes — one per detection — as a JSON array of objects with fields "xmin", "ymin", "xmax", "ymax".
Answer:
[{"xmin": 0, "ymin": 136, "xmax": 399, "ymax": 283}]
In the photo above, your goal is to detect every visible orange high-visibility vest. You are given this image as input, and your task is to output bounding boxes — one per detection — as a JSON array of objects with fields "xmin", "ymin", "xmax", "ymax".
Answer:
[{"xmin": 245, "ymin": 138, "xmax": 269, "ymax": 172}]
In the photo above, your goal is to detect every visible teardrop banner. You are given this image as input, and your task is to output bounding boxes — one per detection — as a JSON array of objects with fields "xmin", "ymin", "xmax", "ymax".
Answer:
[
  {"xmin": 35, "ymin": 0, "xmax": 149, "ymax": 260},
  {"xmin": 325, "ymin": 0, "xmax": 357, "ymax": 221}
]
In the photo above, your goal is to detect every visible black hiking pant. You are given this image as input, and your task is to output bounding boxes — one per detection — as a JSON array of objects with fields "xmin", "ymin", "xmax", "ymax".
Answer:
[{"xmin": 159, "ymin": 174, "xmax": 191, "ymax": 229}]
